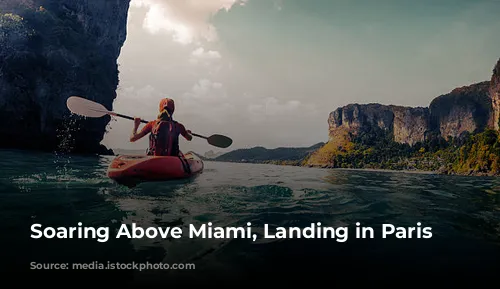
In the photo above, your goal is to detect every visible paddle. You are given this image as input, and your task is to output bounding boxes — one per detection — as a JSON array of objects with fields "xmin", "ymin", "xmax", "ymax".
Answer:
[{"xmin": 66, "ymin": 96, "xmax": 233, "ymax": 148}]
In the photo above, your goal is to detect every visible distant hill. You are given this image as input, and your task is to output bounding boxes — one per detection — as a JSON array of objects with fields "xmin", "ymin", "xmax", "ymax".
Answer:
[
  {"xmin": 204, "ymin": 150, "xmax": 224, "ymax": 159},
  {"xmin": 213, "ymin": 142, "xmax": 325, "ymax": 165}
]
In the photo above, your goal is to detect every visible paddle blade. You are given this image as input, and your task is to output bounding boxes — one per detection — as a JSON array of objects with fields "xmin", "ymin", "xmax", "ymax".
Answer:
[
  {"xmin": 207, "ymin": 134, "xmax": 233, "ymax": 148},
  {"xmin": 66, "ymin": 96, "xmax": 110, "ymax": 118}
]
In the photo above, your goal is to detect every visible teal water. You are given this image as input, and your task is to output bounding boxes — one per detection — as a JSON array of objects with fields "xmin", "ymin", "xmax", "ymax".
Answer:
[{"xmin": 1, "ymin": 148, "xmax": 500, "ymax": 287}]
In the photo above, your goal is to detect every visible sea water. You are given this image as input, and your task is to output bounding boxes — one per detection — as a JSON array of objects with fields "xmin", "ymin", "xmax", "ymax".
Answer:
[{"xmin": 1, "ymin": 148, "xmax": 500, "ymax": 287}]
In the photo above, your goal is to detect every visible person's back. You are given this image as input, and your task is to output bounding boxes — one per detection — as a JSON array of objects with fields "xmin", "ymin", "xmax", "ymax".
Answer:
[
  {"xmin": 148, "ymin": 119, "xmax": 182, "ymax": 156},
  {"xmin": 129, "ymin": 97, "xmax": 192, "ymax": 156}
]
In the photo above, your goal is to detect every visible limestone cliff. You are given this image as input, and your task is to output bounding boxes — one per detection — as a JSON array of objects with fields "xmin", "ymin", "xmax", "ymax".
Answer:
[
  {"xmin": 0, "ymin": 0, "xmax": 130, "ymax": 154},
  {"xmin": 328, "ymin": 104, "xmax": 394, "ymax": 136},
  {"xmin": 326, "ymin": 81, "xmax": 492, "ymax": 146},
  {"xmin": 392, "ymin": 106, "xmax": 430, "ymax": 145},
  {"xmin": 490, "ymin": 58, "xmax": 500, "ymax": 130},
  {"xmin": 306, "ymin": 59, "xmax": 500, "ymax": 174},
  {"xmin": 328, "ymin": 104, "xmax": 430, "ymax": 146},
  {"xmin": 429, "ymin": 81, "xmax": 491, "ymax": 139}
]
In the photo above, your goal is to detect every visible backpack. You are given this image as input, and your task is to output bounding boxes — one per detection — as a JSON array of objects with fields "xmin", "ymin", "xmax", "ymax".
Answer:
[{"xmin": 147, "ymin": 120, "xmax": 180, "ymax": 156}]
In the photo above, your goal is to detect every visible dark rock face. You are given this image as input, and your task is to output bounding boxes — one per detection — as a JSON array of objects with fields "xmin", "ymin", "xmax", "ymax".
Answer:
[
  {"xmin": 0, "ymin": 0, "xmax": 130, "ymax": 154},
  {"xmin": 429, "ymin": 81, "xmax": 491, "ymax": 139},
  {"xmin": 490, "ymin": 58, "xmax": 500, "ymax": 130}
]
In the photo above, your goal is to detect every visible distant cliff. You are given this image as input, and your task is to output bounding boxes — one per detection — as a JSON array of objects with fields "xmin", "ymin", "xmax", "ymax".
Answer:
[
  {"xmin": 491, "ymin": 58, "xmax": 500, "ymax": 130},
  {"xmin": 328, "ymin": 104, "xmax": 430, "ymax": 146},
  {"xmin": 0, "ymin": 0, "xmax": 130, "ymax": 154},
  {"xmin": 429, "ymin": 81, "xmax": 492, "ymax": 138},
  {"xmin": 305, "ymin": 58, "xmax": 500, "ymax": 176},
  {"xmin": 325, "ymin": 81, "xmax": 491, "ymax": 147}
]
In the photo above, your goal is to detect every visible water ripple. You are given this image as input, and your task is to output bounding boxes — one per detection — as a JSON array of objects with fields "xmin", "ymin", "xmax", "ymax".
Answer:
[{"xmin": 1, "ymin": 151, "xmax": 500, "ymax": 285}]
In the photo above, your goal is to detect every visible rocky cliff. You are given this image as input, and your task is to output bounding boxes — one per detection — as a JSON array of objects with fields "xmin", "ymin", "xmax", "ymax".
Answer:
[
  {"xmin": 328, "ymin": 104, "xmax": 430, "ymax": 146},
  {"xmin": 429, "ymin": 81, "xmax": 491, "ymax": 139},
  {"xmin": 327, "ymin": 80, "xmax": 493, "ymax": 146},
  {"xmin": 306, "ymin": 58, "xmax": 500, "ymax": 175},
  {"xmin": 490, "ymin": 58, "xmax": 500, "ymax": 130},
  {"xmin": 392, "ymin": 106, "xmax": 430, "ymax": 145},
  {"xmin": 0, "ymin": 0, "xmax": 130, "ymax": 154},
  {"xmin": 328, "ymin": 104, "xmax": 395, "ymax": 136}
]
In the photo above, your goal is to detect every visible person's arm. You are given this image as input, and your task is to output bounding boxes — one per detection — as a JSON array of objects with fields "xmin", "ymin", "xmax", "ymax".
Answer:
[
  {"xmin": 178, "ymin": 123, "xmax": 193, "ymax": 141},
  {"xmin": 130, "ymin": 118, "xmax": 151, "ymax": 142}
]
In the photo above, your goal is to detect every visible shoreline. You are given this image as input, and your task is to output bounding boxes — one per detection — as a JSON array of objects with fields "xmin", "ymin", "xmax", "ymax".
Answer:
[
  {"xmin": 330, "ymin": 167, "xmax": 438, "ymax": 175},
  {"xmin": 207, "ymin": 159, "xmax": 500, "ymax": 177},
  {"xmin": 1, "ymin": 147, "xmax": 498, "ymax": 178}
]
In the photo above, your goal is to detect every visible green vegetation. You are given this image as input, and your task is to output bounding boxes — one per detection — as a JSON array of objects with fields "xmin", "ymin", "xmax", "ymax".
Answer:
[
  {"xmin": 304, "ymin": 128, "xmax": 500, "ymax": 176},
  {"xmin": 445, "ymin": 129, "xmax": 500, "ymax": 175},
  {"xmin": 218, "ymin": 123, "xmax": 500, "ymax": 176},
  {"xmin": 301, "ymin": 126, "xmax": 355, "ymax": 167}
]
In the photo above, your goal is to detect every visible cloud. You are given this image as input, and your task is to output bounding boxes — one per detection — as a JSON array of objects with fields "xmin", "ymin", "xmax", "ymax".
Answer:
[
  {"xmin": 183, "ymin": 78, "xmax": 226, "ymax": 102},
  {"xmin": 130, "ymin": 0, "xmax": 247, "ymax": 44},
  {"xmin": 175, "ymin": 78, "xmax": 235, "ymax": 126},
  {"xmin": 247, "ymin": 97, "xmax": 315, "ymax": 121},
  {"xmin": 189, "ymin": 47, "xmax": 222, "ymax": 64},
  {"xmin": 112, "ymin": 85, "xmax": 164, "ymax": 118},
  {"xmin": 191, "ymin": 47, "xmax": 222, "ymax": 59}
]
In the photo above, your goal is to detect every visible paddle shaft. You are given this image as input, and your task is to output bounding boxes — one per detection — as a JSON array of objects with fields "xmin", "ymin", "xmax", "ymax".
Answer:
[
  {"xmin": 114, "ymin": 113, "xmax": 148, "ymax": 124},
  {"xmin": 191, "ymin": 133, "xmax": 207, "ymax": 139},
  {"xmin": 114, "ymin": 112, "xmax": 207, "ymax": 138}
]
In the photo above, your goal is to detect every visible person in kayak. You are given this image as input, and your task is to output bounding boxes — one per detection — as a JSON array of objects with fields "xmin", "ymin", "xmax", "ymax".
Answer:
[{"xmin": 130, "ymin": 98, "xmax": 193, "ymax": 156}]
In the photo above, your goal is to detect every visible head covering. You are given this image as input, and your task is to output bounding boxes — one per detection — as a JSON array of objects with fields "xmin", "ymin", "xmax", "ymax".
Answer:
[
  {"xmin": 157, "ymin": 98, "xmax": 175, "ymax": 120},
  {"xmin": 159, "ymin": 98, "xmax": 175, "ymax": 114}
]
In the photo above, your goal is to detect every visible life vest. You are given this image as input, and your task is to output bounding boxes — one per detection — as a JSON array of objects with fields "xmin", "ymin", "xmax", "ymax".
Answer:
[{"xmin": 148, "ymin": 120, "xmax": 180, "ymax": 156}]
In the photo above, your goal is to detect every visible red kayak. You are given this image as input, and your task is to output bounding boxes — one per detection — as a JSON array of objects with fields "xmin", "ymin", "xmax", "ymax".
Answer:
[{"xmin": 107, "ymin": 151, "xmax": 203, "ymax": 186}]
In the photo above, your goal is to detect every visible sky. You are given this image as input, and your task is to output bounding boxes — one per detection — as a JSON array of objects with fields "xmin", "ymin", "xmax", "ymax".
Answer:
[{"xmin": 101, "ymin": 0, "xmax": 500, "ymax": 155}]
